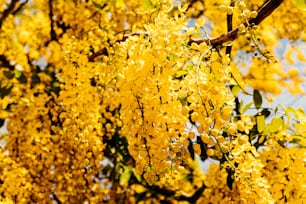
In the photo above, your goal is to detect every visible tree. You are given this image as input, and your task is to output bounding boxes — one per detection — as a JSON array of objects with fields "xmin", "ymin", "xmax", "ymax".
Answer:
[{"xmin": 0, "ymin": 0, "xmax": 306, "ymax": 203}]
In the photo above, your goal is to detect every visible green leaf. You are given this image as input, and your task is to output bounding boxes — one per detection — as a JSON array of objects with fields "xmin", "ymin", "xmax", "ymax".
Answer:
[
  {"xmin": 132, "ymin": 168, "xmax": 143, "ymax": 182},
  {"xmin": 269, "ymin": 117, "xmax": 283, "ymax": 133},
  {"xmin": 3, "ymin": 70, "xmax": 14, "ymax": 79},
  {"xmin": 31, "ymin": 74, "xmax": 41, "ymax": 87},
  {"xmin": 0, "ymin": 84, "xmax": 13, "ymax": 99},
  {"xmin": 166, "ymin": 54, "xmax": 174, "ymax": 61},
  {"xmin": 53, "ymin": 82, "xmax": 60, "ymax": 87},
  {"xmin": 274, "ymin": 106, "xmax": 278, "ymax": 115},
  {"xmin": 253, "ymin": 89, "xmax": 262, "ymax": 109},
  {"xmin": 16, "ymin": 72, "xmax": 27, "ymax": 84},
  {"xmin": 287, "ymin": 106, "xmax": 297, "ymax": 114},
  {"xmin": 142, "ymin": 0, "xmax": 153, "ymax": 9},
  {"xmin": 231, "ymin": 85, "xmax": 241, "ymax": 96},
  {"xmin": 14, "ymin": 70, "xmax": 27, "ymax": 84},
  {"xmin": 259, "ymin": 108, "xmax": 271, "ymax": 118},
  {"xmin": 120, "ymin": 166, "xmax": 131, "ymax": 185},
  {"xmin": 239, "ymin": 101, "xmax": 253, "ymax": 114},
  {"xmin": 242, "ymin": 102, "xmax": 252, "ymax": 114},
  {"xmin": 238, "ymin": 100, "xmax": 244, "ymax": 114},
  {"xmin": 14, "ymin": 70, "xmax": 22, "ymax": 78},
  {"xmin": 92, "ymin": 1, "xmax": 104, "ymax": 10},
  {"xmin": 256, "ymin": 115, "xmax": 265, "ymax": 133},
  {"xmin": 280, "ymin": 104, "xmax": 291, "ymax": 119},
  {"xmin": 178, "ymin": 96, "xmax": 188, "ymax": 106}
]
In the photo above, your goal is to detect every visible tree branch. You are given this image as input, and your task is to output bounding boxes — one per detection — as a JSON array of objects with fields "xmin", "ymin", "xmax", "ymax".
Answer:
[
  {"xmin": 88, "ymin": 32, "xmax": 146, "ymax": 62},
  {"xmin": 0, "ymin": 0, "xmax": 18, "ymax": 29},
  {"xmin": 88, "ymin": 0, "xmax": 284, "ymax": 62},
  {"xmin": 88, "ymin": 47, "xmax": 108, "ymax": 62},
  {"xmin": 48, "ymin": 0, "xmax": 57, "ymax": 42},
  {"xmin": 0, "ymin": 0, "xmax": 28, "ymax": 29},
  {"xmin": 189, "ymin": 0, "xmax": 284, "ymax": 46},
  {"xmin": 12, "ymin": 0, "xmax": 28, "ymax": 16}
]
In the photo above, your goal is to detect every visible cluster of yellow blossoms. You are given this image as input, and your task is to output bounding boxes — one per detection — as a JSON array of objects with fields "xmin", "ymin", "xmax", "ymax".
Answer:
[{"xmin": 0, "ymin": 0, "xmax": 306, "ymax": 203}]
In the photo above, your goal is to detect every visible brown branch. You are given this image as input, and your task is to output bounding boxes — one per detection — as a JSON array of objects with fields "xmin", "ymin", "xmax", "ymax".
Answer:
[
  {"xmin": 0, "ymin": 0, "xmax": 28, "ymax": 29},
  {"xmin": 88, "ymin": 47, "xmax": 108, "ymax": 62},
  {"xmin": 88, "ymin": 32, "xmax": 147, "ymax": 62},
  {"xmin": 48, "ymin": 0, "xmax": 57, "ymax": 42},
  {"xmin": 189, "ymin": 0, "xmax": 284, "ymax": 46},
  {"xmin": 0, "ymin": 0, "xmax": 18, "ymax": 29},
  {"xmin": 88, "ymin": 0, "xmax": 284, "ymax": 62},
  {"xmin": 249, "ymin": 0, "xmax": 284, "ymax": 25},
  {"xmin": 12, "ymin": 0, "xmax": 28, "ymax": 15}
]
